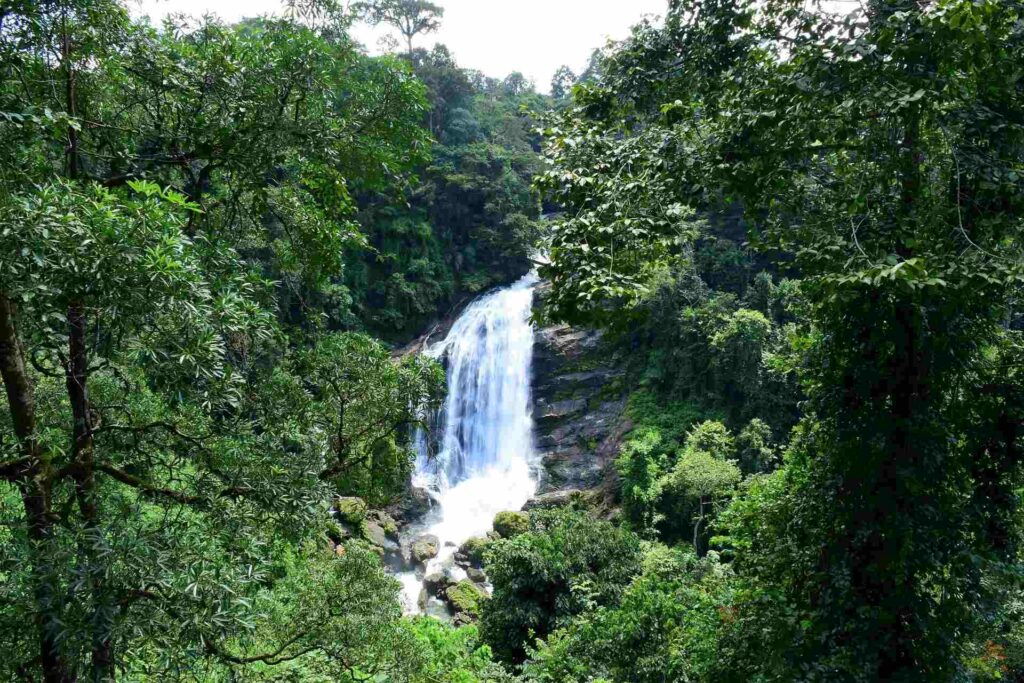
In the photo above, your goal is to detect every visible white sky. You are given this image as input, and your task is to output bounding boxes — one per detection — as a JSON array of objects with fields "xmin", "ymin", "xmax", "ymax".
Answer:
[{"xmin": 130, "ymin": 0, "xmax": 668, "ymax": 93}]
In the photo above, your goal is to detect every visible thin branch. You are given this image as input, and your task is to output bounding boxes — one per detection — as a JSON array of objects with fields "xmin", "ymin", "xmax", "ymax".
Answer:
[
  {"xmin": 95, "ymin": 463, "xmax": 200, "ymax": 505},
  {"xmin": 203, "ymin": 630, "xmax": 316, "ymax": 666},
  {"xmin": 96, "ymin": 463, "xmax": 254, "ymax": 506},
  {"xmin": 93, "ymin": 421, "xmax": 210, "ymax": 445},
  {"xmin": 0, "ymin": 455, "xmax": 33, "ymax": 479}
]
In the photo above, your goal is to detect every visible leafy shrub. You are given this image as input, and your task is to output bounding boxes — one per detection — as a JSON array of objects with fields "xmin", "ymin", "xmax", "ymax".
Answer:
[
  {"xmin": 736, "ymin": 418, "xmax": 777, "ymax": 474},
  {"xmin": 447, "ymin": 580, "xmax": 488, "ymax": 617},
  {"xmin": 459, "ymin": 536, "xmax": 491, "ymax": 566},
  {"xmin": 479, "ymin": 509, "xmax": 643, "ymax": 664},
  {"xmin": 492, "ymin": 510, "xmax": 530, "ymax": 539},
  {"xmin": 524, "ymin": 545, "xmax": 734, "ymax": 683},
  {"xmin": 616, "ymin": 426, "xmax": 667, "ymax": 536},
  {"xmin": 682, "ymin": 420, "xmax": 735, "ymax": 459},
  {"xmin": 625, "ymin": 391, "xmax": 708, "ymax": 448},
  {"xmin": 402, "ymin": 617, "xmax": 514, "ymax": 683}
]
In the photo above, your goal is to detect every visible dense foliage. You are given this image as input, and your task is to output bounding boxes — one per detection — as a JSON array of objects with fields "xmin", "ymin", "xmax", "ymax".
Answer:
[
  {"xmin": 0, "ymin": 1, "xmax": 538, "ymax": 680},
  {"xmin": 479, "ymin": 508, "xmax": 643, "ymax": 664},
  {"xmin": 3, "ymin": 0, "xmax": 1022, "ymax": 681},
  {"xmin": 530, "ymin": 0, "xmax": 1024, "ymax": 681},
  {"xmin": 347, "ymin": 44, "xmax": 547, "ymax": 340}
]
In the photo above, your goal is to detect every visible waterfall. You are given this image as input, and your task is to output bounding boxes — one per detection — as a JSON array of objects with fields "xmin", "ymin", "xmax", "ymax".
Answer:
[
  {"xmin": 417, "ymin": 271, "xmax": 538, "ymax": 486},
  {"xmin": 398, "ymin": 271, "xmax": 539, "ymax": 612}
]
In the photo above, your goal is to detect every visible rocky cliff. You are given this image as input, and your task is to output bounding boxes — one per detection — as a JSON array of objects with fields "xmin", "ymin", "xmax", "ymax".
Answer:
[{"xmin": 530, "ymin": 290, "xmax": 631, "ymax": 504}]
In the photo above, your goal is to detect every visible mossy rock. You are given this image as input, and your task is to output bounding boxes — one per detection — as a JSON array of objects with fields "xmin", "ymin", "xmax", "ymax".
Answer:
[
  {"xmin": 325, "ymin": 520, "xmax": 350, "ymax": 545},
  {"xmin": 364, "ymin": 510, "xmax": 399, "ymax": 547},
  {"xmin": 423, "ymin": 571, "xmax": 455, "ymax": 597},
  {"xmin": 493, "ymin": 510, "xmax": 529, "ymax": 539},
  {"xmin": 335, "ymin": 497, "xmax": 368, "ymax": 525},
  {"xmin": 445, "ymin": 579, "xmax": 487, "ymax": 618},
  {"xmin": 411, "ymin": 534, "xmax": 440, "ymax": 564},
  {"xmin": 457, "ymin": 536, "xmax": 490, "ymax": 566}
]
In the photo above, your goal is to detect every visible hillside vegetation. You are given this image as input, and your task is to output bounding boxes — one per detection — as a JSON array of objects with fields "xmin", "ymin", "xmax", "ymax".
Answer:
[{"xmin": 1, "ymin": 1, "xmax": 1022, "ymax": 682}]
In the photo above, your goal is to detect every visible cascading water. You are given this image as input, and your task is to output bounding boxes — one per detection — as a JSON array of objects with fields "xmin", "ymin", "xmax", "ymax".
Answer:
[{"xmin": 397, "ymin": 271, "xmax": 539, "ymax": 613}]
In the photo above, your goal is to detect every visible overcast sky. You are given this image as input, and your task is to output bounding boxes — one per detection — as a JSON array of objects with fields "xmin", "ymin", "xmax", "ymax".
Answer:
[{"xmin": 130, "ymin": 0, "xmax": 667, "ymax": 93}]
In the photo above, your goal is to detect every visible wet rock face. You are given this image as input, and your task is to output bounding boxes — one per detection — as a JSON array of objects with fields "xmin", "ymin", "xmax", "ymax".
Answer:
[
  {"xmin": 531, "ymin": 313, "xmax": 631, "ymax": 497},
  {"xmin": 423, "ymin": 571, "xmax": 455, "ymax": 597},
  {"xmin": 387, "ymin": 485, "xmax": 433, "ymax": 526},
  {"xmin": 411, "ymin": 534, "xmax": 440, "ymax": 565}
]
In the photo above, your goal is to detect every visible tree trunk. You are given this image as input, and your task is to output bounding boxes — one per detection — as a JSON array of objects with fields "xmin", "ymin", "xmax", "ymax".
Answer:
[
  {"xmin": 65, "ymin": 303, "xmax": 114, "ymax": 682},
  {"xmin": 693, "ymin": 497, "xmax": 708, "ymax": 555},
  {"xmin": 0, "ymin": 293, "xmax": 75, "ymax": 683}
]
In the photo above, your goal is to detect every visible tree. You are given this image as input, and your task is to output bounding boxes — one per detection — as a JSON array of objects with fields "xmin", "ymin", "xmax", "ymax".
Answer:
[
  {"xmin": 538, "ymin": 0, "xmax": 1024, "ymax": 678},
  {"xmin": 550, "ymin": 65, "xmax": 576, "ymax": 100},
  {"xmin": 735, "ymin": 418, "xmax": 776, "ymax": 474},
  {"xmin": 0, "ymin": 1, "xmax": 438, "ymax": 679},
  {"xmin": 501, "ymin": 71, "xmax": 531, "ymax": 97},
  {"xmin": 303, "ymin": 332, "xmax": 443, "ymax": 505},
  {"xmin": 358, "ymin": 0, "xmax": 444, "ymax": 55},
  {"xmin": 479, "ymin": 509, "xmax": 643, "ymax": 664},
  {"xmin": 657, "ymin": 421, "xmax": 740, "ymax": 550},
  {"xmin": 524, "ymin": 546, "xmax": 733, "ymax": 683}
]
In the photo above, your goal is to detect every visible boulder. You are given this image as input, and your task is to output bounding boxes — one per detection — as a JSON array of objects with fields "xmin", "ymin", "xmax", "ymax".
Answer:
[
  {"xmin": 363, "ymin": 519, "xmax": 397, "ymax": 551},
  {"xmin": 325, "ymin": 520, "xmax": 350, "ymax": 546},
  {"xmin": 493, "ymin": 510, "xmax": 529, "ymax": 539},
  {"xmin": 445, "ymin": 580, "xmax": 487, "ymax": 620},
  {"xmin": 452, "ymin": 611, "xmax": 475, "ymax": 627},
  {"xmin": 456, "ymin": 536, "xmax": 489, "ymax": 567},
  {"xmin": 334, "ymin": 496, "xmax": 368, "ymax": 525},
  {"xmin": 388, "ymin": 486, "xmax": 433, "ymax": 525},
  {"xmin": 411, "ymin": 534, "xmax": 440, "ymax": 564},
  {"xmin": 466, "ymin": 567, "xmax": 487, "ymax": 584},
  {"xmin": 371, "ymin": 510, "xmax": 400, "ymax": 538},
  {"xmin": 523, "ymin": 489, "xmax": 584, "ymax": 510},
  {"xmin": 423, "ymin": 571, "xmax": 455, "ymax": 597},
  {"xmin": 363, "ymin": 510, "xmax": 400, "ymax": 550}
]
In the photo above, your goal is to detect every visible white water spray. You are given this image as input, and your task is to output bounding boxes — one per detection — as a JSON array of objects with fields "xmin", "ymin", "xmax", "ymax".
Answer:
[{"xmin": 398, "ymin": 272, "xmax": 539, "ymax": 612}]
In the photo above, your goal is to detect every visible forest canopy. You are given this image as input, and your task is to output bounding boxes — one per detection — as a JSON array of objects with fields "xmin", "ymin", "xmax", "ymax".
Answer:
[
  {"xmin": 0, "ymin": 1, "xmax": 540, "ymax": 679},
  {"xmin": 1, "ymin": 0, "xmax": 1022, "ymax": 682}
]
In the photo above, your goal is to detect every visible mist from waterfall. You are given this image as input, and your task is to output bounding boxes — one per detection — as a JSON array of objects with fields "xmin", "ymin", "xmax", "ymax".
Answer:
[{"xmin": 399, "ymin": 271, "xmax": 539, "ymax": 612}]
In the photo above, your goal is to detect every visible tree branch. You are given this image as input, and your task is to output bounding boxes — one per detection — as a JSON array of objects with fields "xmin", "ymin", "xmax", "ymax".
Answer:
[
  {"xmin": 203, "ymin": 630, "xmax": 317, "ymax": 666},
  {"xmin": 0, "ymin": 455, "xmax": 33, "ymax": 479},
  {"xmin": 96, "ymin": 462, "xmax": 255, "ymax": 506},
  {"xmin": 93, "ymin": 420, "xmax": 210, "ymax": 445},
  {"xmin": 96, "ymin": 463, "xmax": 201, "ymax": 505}
]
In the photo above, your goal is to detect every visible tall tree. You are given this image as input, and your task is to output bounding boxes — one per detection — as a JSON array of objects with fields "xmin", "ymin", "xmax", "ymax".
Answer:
[
  {"xmin": 0, "ymin": 1, "xmax": 441, "ymax": 679},
  {"xmin": 550, "ymin": 65, "xmax": 576, "ymax": 100},
  {"xmin": 357, "ymin": 0, "xmax": 444, "ymax": 55}
]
